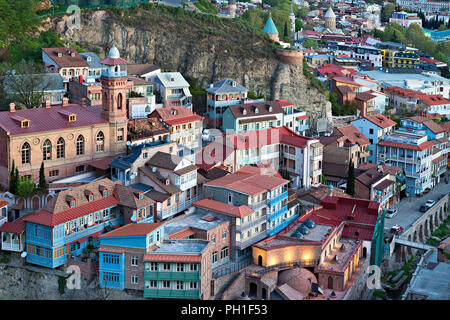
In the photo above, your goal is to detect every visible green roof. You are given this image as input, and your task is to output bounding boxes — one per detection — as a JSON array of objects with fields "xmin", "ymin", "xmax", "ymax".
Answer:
[{"xmin": 263, "ymin": 16, "xmax": 278, "ymax": 34}]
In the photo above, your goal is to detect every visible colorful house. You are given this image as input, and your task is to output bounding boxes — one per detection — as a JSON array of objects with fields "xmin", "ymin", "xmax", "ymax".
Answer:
[{"xmin": 98, "ymin": 222, "xmax": 165, "ymax": 290}]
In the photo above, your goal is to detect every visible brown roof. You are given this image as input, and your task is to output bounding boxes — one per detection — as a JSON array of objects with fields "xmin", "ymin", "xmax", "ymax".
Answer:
[
  {"xmin": 139, "ymin": 167, "xmax": 181, "ymax": 195},
  {"xmin": 173, "ymin": 165, "xmax": 198, "ymax": 176},
  {"xmin": 42, "ymin": 48, "xmax": 89, "ymax": 68},
  {"xmin": 44, "ymin": 178, "xmax": 117, "ymax": 214},
  {"xmin": 297, "ymin": 185, "xmax": 351, "ymax": 205},
  {"xmin": 128, "ymin": 117, "xmax": 170, "ymax": 139},
  {"xmin": 147, "ymin": 151, "xmax": 182, "ymax": 170},
  {"xmin": 146, "ymin": 190, "xmax": 172, "ymax": 203},
  {"xmin": 127, "ymin": 75, "xmax": 153, "ymax": 86},
  {"xmin": 228, "ymin": 101, "xmax": 284, "ymax": 119},
  {"xmin": 126, "ymin": 64, "xmax": 160, "ymax": 77},
  {"xmin": 335, "ymin": 124, "xmax": 370, "ymax": 146},
  {"xmin": 150, "ymin": 106, "xmax": 203, "ymax": 126},
  {"xmin": 0, "ymin": 104, "xmax": 108, "ymax": 137},
  {"xmin": 114, "ymin": 184, "xmax": 155, "ymax": 209},
  {"xmin": 362, "ymin": 114, "xmax": 397, "ymax": 129},
  {"xmin": 99, "ymin": 223, "xmax": 164, "ymax": 238},
  {"xmin": 356, "ymin": 169, "xmax": 388, "ymax": 188},
  {"xmin": 239, "ymin": 116, "xmax": 278, "ymax": 124},
  {"xmin": 374, "ymin": 179, "xmax": 393, "ymax": 191},
  {"xmin": 355, "ymin": 92, "xmax": 376, "ymax": 101},
  {"xmin": 193, "ymin": 199, "xmax": 254, "ymax": 218},
  {"xmin": 432, "ymin": 154, "xmax": 447, "ymax": 164},
  {"xmin": 405, "ymin": 116, "xmax": 445, "ymax": 134}
]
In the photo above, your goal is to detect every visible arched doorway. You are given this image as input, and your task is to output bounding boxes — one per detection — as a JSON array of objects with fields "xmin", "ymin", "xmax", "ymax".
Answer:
[
  {"xmin": 258, "ymin": 255, "xmax": 263, "ymax": 266},
  {"xmin": 249, "ymin": 282, "xmax": 257, "ymax": 298},
  {"xmin": 262, "ymin": 288, "xmax": 267, "ymax": 300},
  {"xmin": 327, "ymin": 276, "xmax": 333, "ymax": 289},
  {"xmin": 32, "ymin": 196, "xmax": 40, "ymax": 210}
]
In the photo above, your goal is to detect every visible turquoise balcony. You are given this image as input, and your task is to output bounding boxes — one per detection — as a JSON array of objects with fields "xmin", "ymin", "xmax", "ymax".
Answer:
[
  {"xmin": 267, "ymin": 190, "xmax": 288, "ymax": 206},
  {"xmin": 144, "ymin": 271, "xmax": 201, "ymax": 282},
  {"xmin": 144, "ymin": 288, "xmax": 201, "ymax": 299},
  {"xmin": 267, "ymin": 206, "xmax": 288, "ymax": 223}
]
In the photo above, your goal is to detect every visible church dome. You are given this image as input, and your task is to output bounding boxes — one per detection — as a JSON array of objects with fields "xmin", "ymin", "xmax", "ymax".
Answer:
[
  {"xmin": 324, "ymin": 7, "xmax": 336, "ymax": 19},
  {"xmin": 278, "ymin": 267, "xmax": 318, "ymax": 296},
  {"xmin": 108, "ymin": 46, "xmax": 120, "ymax": 59}
]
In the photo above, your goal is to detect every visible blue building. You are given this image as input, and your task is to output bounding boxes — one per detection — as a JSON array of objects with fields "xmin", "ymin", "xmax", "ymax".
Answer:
[
  {"xmin": 98, "ymin": 222, "xmax": 165, "ymax": 290},
  {"xmin": 351, "ymin": 114, "xmax": 396, "ymax": 164},
  {"xmin": 23, "ymin": 178, "xmax": 156, "ymax": 268},
  {"xmin": 206, "ymin": 79, "xmax": 249, "ymax": 128},
  {"xmin": 377, "ymin": 131, "xmax": 435, "ymax": 196},
  {"xmin": 398, "ymin": 116, "xmax": 446, "ymax": 141}
]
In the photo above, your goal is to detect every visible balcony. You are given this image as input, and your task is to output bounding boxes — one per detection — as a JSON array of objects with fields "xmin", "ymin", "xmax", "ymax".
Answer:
[
  {"xmin": 296, "ymin": 124, "xmax": 309, "ymax": 132},
  {"xmin": 236, "ymin": 214, "xmax": 267, "ymax": 233},
  {"xmin": 144, "ymin": 271, "xmax": 201, "ymax": 282},
  {"xmin": 267, "ymin": 206, "xmax": 288, "ymax": 223},
  {"xmin": 158, "ymin": 194, "xmax": 201, "ymax": 220},
  {"xmin": 64, "ymin": 217, "xmax": 120, "ymax": 244},
  {"xmin": 235, "ymin": 230, "xmax": 268, "ymax": 250},
  {"xmin": 144, "ymin": 288, "xmax": 200, "ymax": 299},
  {"xmin": 267, "ymin": 191, "xmax": 288, "ymax": 206},
  {"xmin": 1, "ymin": 241, "xmax": 23, "ymax": 252},
  {"xmin": 247, "ymin": 200, "xmax": 267, "ymax": 211},
  {"xmin": 101, "ymin": 69, "xmax": 126, "ymax": 78},
  {"xmin": 237, "ymin": 155, "xmax": 261, "ymax": 166}
]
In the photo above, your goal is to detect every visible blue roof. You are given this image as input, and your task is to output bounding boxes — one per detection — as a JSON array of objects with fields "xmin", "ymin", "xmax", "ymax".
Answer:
[
  {"xmin": 109, "ymin": 140, "xmax": 170, "ymax": 170},
  {"xmin": 263, "ymin": 16, "xmax": 278, "ymax": 34}
]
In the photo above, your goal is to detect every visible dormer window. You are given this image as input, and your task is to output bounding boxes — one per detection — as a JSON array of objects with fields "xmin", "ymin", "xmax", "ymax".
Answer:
[
  {"xmin": 103, "ymin": 190, "xmax": 107, "ymax": 197},
  {"xmin": 69, "ymin": 114, "xmax": 76, "ymax": 122},
  {"xmin": 70, "ymin": 200, "xmax": 76, "ymax": 208},
  {"xmin": 139, "ymin": 193, "xmax": 144, "ymax": 200},
  {"xmin": 255, "ymin": 107, "xmax": 259, "ymax": 114},
  {"xmin": 22, "ymin": 120, "xmax": 29, "ymax": 128},
  {"xmin": 89, "ymin": 194, "xmax": 94, "ymax": 201}
]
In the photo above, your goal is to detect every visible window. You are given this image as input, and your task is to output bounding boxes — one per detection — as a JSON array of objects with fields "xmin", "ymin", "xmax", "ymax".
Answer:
[
  {"xmin": 148, "ymin": 262, "xmax": 157, "ymax": 271},
  {"xmin": 70, "ymin": 200, "xmax": 76, "ymax": 208},
  {"xmin": 369, "ymin": 128, "xmax": 374, "ymax": 135},
  {"xmin": 189, "ymin": 264, "xmax": 198, "ymax": 272},
  {"xmin": 21, "ymin": 142, "xmax": 31, "ymax": 164},
  {"xmin": 49, "ymin": 170, "xmax": 59, "ymax": 177},
  {"xmin": 146, "ymin": 280, "xmax": 157, "ymax": 289},
  {"xmin": 176, "ymin": 281, "xmax": 184, "ymax": 290},
  {"xmin": 43, "ymin": 139, "xmax": 51, "ymax": 160},
  {"xmin": 56, "ymin": 137, "xmax": 65, "ymax": 159},
  {"xmin": 221, "ymin": 246, "xmax": 229, "ymax": 259},
  {"xmin": 131, "ymin": 274, "xmax": 138, "ymax": 284},
  {"xmin": 96, "ymin": 131, "xmax": 104, "ymax": 152},
  {"xmin": 176, "ymin": 263, "xmax": 184, "ymax": 272},
  {"xmin": 117, "ymin": 93, "xmax": 123, "ymax": 110},
  {"xmin": 212, "ymin": 251, "xmax": 218, "ymax": 264},
  {"xmin": 131, "ymin": 256, "xmax": 138, "ymax": 266},
  {"xmin": 228, "ymin": 193, "xmax": 233, "ymax": 204},
  {"xmin": 211, "ymin": 236, "xmax": 216, "ymax": 244},
  {"xmin": 162, "ymin": 263, "xmax": 171, "ymax": 271},
  {"xmin": 76, "ymin": 135, "xmax": 84, "ymax": 155},
  {"xmin": 117, "ymin": 128, "xmax": 124, "ymax": 141},
  {"xmin": 76, "ymin": 165, "xmax": 85, "ymax": 173},
  {"xmin": 222, "ymin": 230, "xmax": 227, "ymax": 240},
  {"xmin": 143, "ymin": 152, "xmax": 148, "ymax": 159},
  {"xmin": 189, "ymin": 282, "xmax": 198, "ymax": 289},
  {"xmin": 162, "ymin": 280, "xmax": 170, "ymax": 289}
]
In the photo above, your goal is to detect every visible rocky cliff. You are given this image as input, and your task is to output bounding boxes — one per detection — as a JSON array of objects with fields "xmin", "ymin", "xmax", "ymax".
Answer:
[{"xmin": 44, "ymin": 6, "xmax": 331, "ymax": 127}]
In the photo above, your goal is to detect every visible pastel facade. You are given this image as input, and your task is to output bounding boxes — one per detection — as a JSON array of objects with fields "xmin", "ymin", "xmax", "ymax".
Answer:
[
  {"xmin": 377, "ymin": 131, "xmax": 435, "ymax": 196},
  {"xmin": 98, "ymin": 223, "xmax": 165, "ymax": 290},
  {"xmin": 42, "ymin": 48, "xmax": 89, "ymax": 85},
  {"xmin": 143, "ymin": 239, "xmax": 213, "ymax": 299},
  {"xmin": 155, "ymin": 73, "xmax": 192, "ymax": 110}
]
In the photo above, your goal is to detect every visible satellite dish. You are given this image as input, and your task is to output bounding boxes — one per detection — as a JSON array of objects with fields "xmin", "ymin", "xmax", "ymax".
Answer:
[
  {"xmin": 21, "ymin": 251, "xmax": 27, "ymax": 258},
  {"xmin": 130, "ymin": 215, "xmax": 137, "ymax": 222}
]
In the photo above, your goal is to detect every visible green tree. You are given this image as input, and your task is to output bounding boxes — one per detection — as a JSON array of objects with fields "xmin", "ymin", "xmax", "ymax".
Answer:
[
  {"xmin": 9, "ymin": 160, "xmax": 16, "ymax": 194},
  {"xmin": 346, "ymin": 160, "xmax": 355, "ymax": 197},
  {"xmin": 38, "ymin": 161, "xmax": 46, "ymax": 191},
  {"xmin": 381, "ymin": 3, "xmax": 395, "ymax": 23},
  {"xmin": 17, "ymin": 176, "xmax": 35, "ymax": 198},
  {"xmin": 302, "ymin": 38, "xmax": 318, "ymax": 49}
]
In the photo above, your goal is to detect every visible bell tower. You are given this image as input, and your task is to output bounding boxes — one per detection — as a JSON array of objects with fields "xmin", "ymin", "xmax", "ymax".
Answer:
[{"xmin": 99, "ymin": 46, "xmax": 128, "ymax": 123}]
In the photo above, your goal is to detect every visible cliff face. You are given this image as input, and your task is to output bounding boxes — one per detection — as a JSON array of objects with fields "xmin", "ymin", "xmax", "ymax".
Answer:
[{"xmin": 45, "ymin": 7, "xmax": 331, "ymax": 127}]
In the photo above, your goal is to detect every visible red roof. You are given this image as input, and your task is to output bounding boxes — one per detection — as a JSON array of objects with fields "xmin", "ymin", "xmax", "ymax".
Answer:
[
  {"xmin": 23, "ymin": 196, "xmax": 119, "ymax": 227},
  {"xmin": 99, "ymin": 57, "xmax": 129, "ymax": 65},
  {"xmin": 362, "ymin": 114, "xmax": 397, "ymax": 129},
  {"xmin": 99, "ymin": 247, "xmax": 125, "ymax": 254},
  {"xmin": 0, "ymin": 104, "xmax": 108, "ymax": 137},
  {"xmin": 168, "ymin": 227, "xmax": 197, "ymax": 239},
  {"xmin": 276, "ymin": 99, "xmax": 294, "ymax": 108},
  {"xmin": 0, "ymin": 213, "xmax": 32, "ymax": 234},
  {"xmin": 335, "ymin": 124, "xmax": 370, "ymax": 146},
  {"xmin": 193, "ymin": 199, "xmax": 254, "ymax": 218},
  {"xmin": 418, "ymin": 94, "xmax": 450, "ymax": 106},
  {"xmin": 99, "ymin": 222, "xmax": 165, "ymax": 238},
  {"xmin": 378, "ymin": 140, "xmax": 435, "ymax": 151},
  {"xmin": 296, "ymin": 115, "xmax": 309, "ymax": 121},
  {"xmin": 150, "ymin": 106, "xmax": 204, "ymax": 126},
  {"xmin": 163, "ymin": 114, "xmax": 204, "ymax": 126},
  {"xmin": 384, "ymin": 86, "xmax": 422, "ymax": 99},
  {"xmin": 0, "ymin": 200, "xmax": 8, "ymax": 208},
  {"xmin": 143, "ymin": 254, "xmax": 202, "ymax": 263}
]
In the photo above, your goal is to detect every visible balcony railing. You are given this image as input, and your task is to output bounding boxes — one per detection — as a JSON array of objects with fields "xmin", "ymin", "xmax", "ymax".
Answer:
[
  {"xmin": 267, "ymin": 191, "xmax": 288, "ymax": 206},
  {"xmin": 267, "ymin": 206, "xmax": 288, "ymax": 223},
  {"xmin": 158, "ymin": 194, "xmax": 201, "ymax": 220},
  {"xmin": 236, "ymin": 214, "xmax": 267, "ymax": 233},
  {"xmin": 64, "ymin": 217, "xmax": 120, "ymax": 244},
  {"xmin": 247, "ymin": 200, "xmax": 267, "ymax": 211},
  {"xmin": 235, "ymin": 230, "xmax": 268, "ymax": 250}
]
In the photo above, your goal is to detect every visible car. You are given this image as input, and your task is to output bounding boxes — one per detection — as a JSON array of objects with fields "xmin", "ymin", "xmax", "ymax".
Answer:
[
  {"xmin": 425, "ymin": 200, "xmax": 435, "ymax": 208},
  {"xmin": 390, "ymin": 225, "xmax": 404, "ymax": 234},
  {"xmin": 386, "ymin": 208, "xmax": 398, "ymax": 219},
  {"xmin": 420, "ymin": 205, "xmax": 428, "ymax": 213}
]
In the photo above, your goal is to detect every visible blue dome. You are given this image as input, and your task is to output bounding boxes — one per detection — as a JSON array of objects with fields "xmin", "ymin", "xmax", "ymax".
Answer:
[
  {"xmin": 328, "ymin": 184, "xmax": 333, "ymax": 189},
  {"xmin": 263, "ymin": 16, "xmax": 278, "ymax": 34}
]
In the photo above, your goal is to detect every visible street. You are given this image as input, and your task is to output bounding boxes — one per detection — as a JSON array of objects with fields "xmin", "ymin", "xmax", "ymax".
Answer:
[{"xmin": 384, "ymin": 179, "xmax": 450, "ymax": 233}]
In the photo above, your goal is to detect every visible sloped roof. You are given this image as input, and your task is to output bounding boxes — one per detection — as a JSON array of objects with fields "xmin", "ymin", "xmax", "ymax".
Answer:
[
  {"xmin": 127, "ymin": 64, "xmax": 160, "ymax": 77},
  {"xmin": 147, "ymin": 151, "xmax": 182, "ymax": 170},
  {"xmin": 99, "ymin": 223, "xmax": 164, "ymax": 238},
  {"xmin": 114, "ymin": 184, "xmax": 154, "ymax": 209},
  {"xmin": 150, "ymin": 106, "xmax": 203, "ymax": 125},
  {"xmin": 156, "ymin": 72, "xmax": 190, "ymax": 88},
  {"xmin": 324, "ymin": 7, "xmax": 336, "ymax": 18},
  {"xmin": 42, "ymin": 47, "xmax": 89, "ymax": 68},
  {"xmin": 263, "ymin": 16, "xmax": 279, "ymax": 34},
  {"xmin": 335, "ymin": 124, "xmax": 370, "ymax": 146},
  {"xmin": 206, "ymin": 78, "xmax": 247, "ymax": 94},
  {"xmin": 362, "ymin": 114, "xmax": 397, "ymax": 129},
  {"xmin": 229, "ymin": 101, "xmax": 284, "ymax": 119},
  {"xmin": 193, "ymin": 198, "xmax": 254, "ymax": 218}
]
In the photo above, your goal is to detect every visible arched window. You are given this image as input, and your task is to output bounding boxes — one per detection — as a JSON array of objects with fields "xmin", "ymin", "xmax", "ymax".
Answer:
[
  {"xmin": 96, "ymin": 131, "xmax": 104, "ymax": 152},
  {"xmin": 43, "ymin": 139, "xmax": 51, "ymax": 160},
  {"xmin": 117, "ymin": 93, "xmax": 123, "ymax": 110},
  {"xmin": 56, "ymin": 137, "xmax": 65, "ymax": 159},
  {"xmin": 76, "ymin": 135, "xmax": 84, "ymax": 156},
  {"xmin": 21, "ymin": 142, "xmax": 30, "ymax": 164}
]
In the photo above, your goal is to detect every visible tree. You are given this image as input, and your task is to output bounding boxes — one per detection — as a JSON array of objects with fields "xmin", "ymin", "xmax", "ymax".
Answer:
[
  {"xmin": 346, "ymin": 160, "xmax": 355, "ymax": 197},
  {"xmin": 9, "ymin": 160, "xmax": 17, "ymax": 194},
  {"xmin": 0, "ymin": 59, "xmax": 51, "ymax": 109},
  {"xmin": 302, "ymin": 38, "xmax": 318, "ymax": 49},
  {"xmin": 17, "ymin": 176, "xmax": 35, "ymax": 198},
  {"xmin": 381, "ymin": 3, "xmax": 395, "ymax": 23},
  {"xmin": 284, "ymin": 21, "xmax": 288, "ymax": 38},
  {"xmin": 38, "ymin": 162, "xmax": 46, "ymax": 191}
]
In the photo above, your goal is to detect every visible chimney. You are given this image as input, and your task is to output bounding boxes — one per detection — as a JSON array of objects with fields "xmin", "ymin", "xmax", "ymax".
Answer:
[
  {"xmin": 81, "ymin": 97, "xmax": 86, "ymax": 107},
  {"xmin": 44, "ymin": 100, "xmax": 51, "ymax": 109},
  {"xmin": 62, "ymin": 97, "xmax": 69, "ymax": 106},
  {"xmin": 9, "ymin": 103, "xmax": 15, "ymax": 113}
]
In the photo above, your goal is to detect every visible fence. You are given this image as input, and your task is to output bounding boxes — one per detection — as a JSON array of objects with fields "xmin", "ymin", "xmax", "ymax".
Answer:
[
  {"xmin": 212, "ymin": 258, "xmax": 252, "ymax": 279},
  {"xmin": 245, "ymin": 259, "xmax": 319, "ymax": 277}
]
